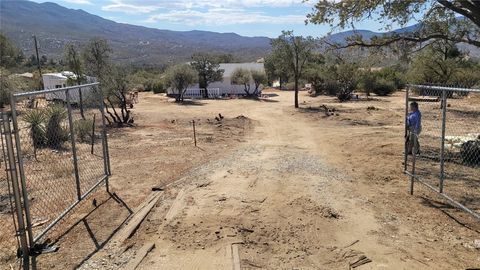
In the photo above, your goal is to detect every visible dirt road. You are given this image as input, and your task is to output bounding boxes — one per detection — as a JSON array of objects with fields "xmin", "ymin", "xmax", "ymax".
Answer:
[{"xmin": 79, "ymin": 90, "xmax": 478, "ymax": 270}]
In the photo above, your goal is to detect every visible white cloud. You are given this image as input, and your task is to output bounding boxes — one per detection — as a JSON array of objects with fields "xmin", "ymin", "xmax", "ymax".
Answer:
[
  {"xmin": 102, "ymin": 0, "xmax": 158, "ymax": 14},
  {"xmin": 63, "ymin": 0, "xmax": 93, "ymax": 4},
  {"xmin": 145, "ymin": 8, "xmax": 306, "ymax": 25},
  {"xmin": 101, "ymin": 0, "xmax": 308, "ymax": 14}
]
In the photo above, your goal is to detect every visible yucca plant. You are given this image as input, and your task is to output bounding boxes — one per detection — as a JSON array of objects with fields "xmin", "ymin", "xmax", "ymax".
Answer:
[
  {"xmin": 23, "ymin": 109, "xmax": 46, "ymax": 149},
  {"xmin": 45, "ymin": 105, "xmax": 68, "ymax": 149}
]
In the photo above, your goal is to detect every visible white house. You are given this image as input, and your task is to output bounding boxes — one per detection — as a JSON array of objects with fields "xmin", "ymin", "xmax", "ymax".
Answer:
[
  {"xmin": 42, "ymin": 71, "xmax": 96, "ymax": 102},
  {"xmin": 169, "ymin": 63, "xmax": 265, "ymax": 98}
]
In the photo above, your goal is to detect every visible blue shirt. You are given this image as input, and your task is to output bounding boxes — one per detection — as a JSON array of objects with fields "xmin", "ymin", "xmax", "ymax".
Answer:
[{"xmin": 407, "ymin": 110, "xmax": 422, "ymax": 134}]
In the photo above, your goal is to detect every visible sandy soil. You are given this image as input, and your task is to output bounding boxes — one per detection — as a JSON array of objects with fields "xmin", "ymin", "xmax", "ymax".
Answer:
[
  {"xmin": 24, "ymin": 93, "xmax": 254, "ymax": 270},
  {"xmin": 69, "ymin": 90, "xmax": 480, "ymax": 270}
]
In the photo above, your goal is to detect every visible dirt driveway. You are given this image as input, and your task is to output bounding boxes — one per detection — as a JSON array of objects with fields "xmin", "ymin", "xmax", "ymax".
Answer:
[{"xmin": 79, "ymin": 90, "xmax": 479, "ymax": 270}]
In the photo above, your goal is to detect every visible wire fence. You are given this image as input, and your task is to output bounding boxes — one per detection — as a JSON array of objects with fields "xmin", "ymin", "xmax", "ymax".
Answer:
[
  {"xmin": 405, "ymin": 84, "xmax": 480, "ymax": 219},
  {"xmin": 0, "ymin": 83, "xmax": 111, "ymax": 267}
]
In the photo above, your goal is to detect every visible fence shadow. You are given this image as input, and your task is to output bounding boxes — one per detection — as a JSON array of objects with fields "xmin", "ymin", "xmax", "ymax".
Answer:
[
  {"xmin": 420, "ymin": 197, "xmax": 480, "ymax": 233},
  {"xmin": 33, "ymin": 190, "xmax": 132, "ymax": 269}
]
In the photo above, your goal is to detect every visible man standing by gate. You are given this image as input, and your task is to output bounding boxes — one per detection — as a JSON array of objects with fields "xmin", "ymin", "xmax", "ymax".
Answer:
[{"xmin": 406, "ymin": 101, "xmax": 422, "ymax": 155}]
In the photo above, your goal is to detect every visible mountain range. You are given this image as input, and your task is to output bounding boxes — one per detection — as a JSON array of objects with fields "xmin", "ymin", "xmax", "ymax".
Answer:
[
  {"xmin": 1, "ymin": 0, "xmax": 477, "ymax": 67},
  {"xmin": 0, "ymin": 0, "xmax": 271, "ymax": 66}
]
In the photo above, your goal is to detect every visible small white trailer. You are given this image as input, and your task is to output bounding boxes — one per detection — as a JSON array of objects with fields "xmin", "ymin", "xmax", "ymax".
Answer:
[{"xmin": 42, "ymin": 72, "xmax": 96, "ymax": 103}]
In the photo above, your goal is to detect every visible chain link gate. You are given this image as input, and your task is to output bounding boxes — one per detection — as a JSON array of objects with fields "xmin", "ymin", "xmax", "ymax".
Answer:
[
  {"xmin": 404, "ymin": 84, "xmax": 480, "ymax": 219},
  {"xmin": 0, "ymin": 113, "xmax": 28, "ymax": 266},
  {"xmin": 0, "ymin": 83, "xmax": 111, "ymax": 269}
]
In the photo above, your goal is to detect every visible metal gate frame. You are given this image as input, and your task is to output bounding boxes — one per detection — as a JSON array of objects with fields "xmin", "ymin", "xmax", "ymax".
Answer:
[
  {"xmin": 404, "ymin": 84, "xmax": 480, "ymax": 220},
  {"xmin": 1, "ymin": 83, "xmax": 111, "ymax": 269},
  {"xmin": 1, "ymin": 112, "xmax": 31, "ymax": 267}
]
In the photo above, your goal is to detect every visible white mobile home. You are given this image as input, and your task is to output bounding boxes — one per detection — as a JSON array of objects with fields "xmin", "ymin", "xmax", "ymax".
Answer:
[
  {"xmin": 169, "ymin": 63, "xmax": 265, "ymax": 98},
  {"xmin": 42, "ymin": 71, "xmax": 96, "ymax": 102}
]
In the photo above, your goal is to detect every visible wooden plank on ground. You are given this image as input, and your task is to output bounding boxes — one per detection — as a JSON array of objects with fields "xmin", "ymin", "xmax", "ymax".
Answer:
[
  {"xmin": 408, "ymin": 97, "xmax": 439, "ymax": 102},
  {"xmin": 164, "ymin": 189, "xmax": 186, "ymax": 223},
  {"xmin": 232, "ymin": 244, "xmax": 241, "ymax": 270},
  {"xmin": 121, "ymin": 242, "xmax": 155, "ymax": 270},
  {"xmin": 116, "ymin": 192, "xmax": 162, "ymax": 242}
]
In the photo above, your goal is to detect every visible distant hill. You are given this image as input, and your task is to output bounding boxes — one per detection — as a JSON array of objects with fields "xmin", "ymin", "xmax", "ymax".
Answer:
[
  {"xmin": 0, "ymin": 0, "xmax": 272, "ymax": 66},
  {"xmin": 1, "ymin": 0, "xmax": 477, "ymax": 67}
]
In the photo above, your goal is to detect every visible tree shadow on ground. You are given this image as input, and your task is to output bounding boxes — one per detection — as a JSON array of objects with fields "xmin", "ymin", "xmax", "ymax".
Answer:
[
  {"xmin": 247, "ymin": 97, "xmax": 279, "ymax": 103},
  {"xmin": 177, "ymin": 100, "xmax": 205, "ymax": 106},
  {"xmin": 262, "ymin": 93, "xmax": 279, "ymax": 97}
]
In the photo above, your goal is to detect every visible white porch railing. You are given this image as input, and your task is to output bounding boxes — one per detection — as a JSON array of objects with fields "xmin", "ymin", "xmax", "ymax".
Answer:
[{"xmin": 184, "ymin": 88, "xmax": 221, "ymax": 99}]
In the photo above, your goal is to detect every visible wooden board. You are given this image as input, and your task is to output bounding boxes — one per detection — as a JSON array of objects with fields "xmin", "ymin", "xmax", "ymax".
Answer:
[
  {"xmin": 121, "ymin": 242, "xmax": 155, "ymax": 270},
  {"xmin": 408, "ymin": 97, "xmax": 440, "ymax": 102},
  {"xmin": 231, "ymin": 244, "xmax": 241, "ymax": 270},
  {"xmin": 116, "ymin": 192, "xmax": 162, "ymax": 242}
]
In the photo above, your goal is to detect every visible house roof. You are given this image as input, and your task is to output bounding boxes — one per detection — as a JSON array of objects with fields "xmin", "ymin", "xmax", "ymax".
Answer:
[
  {"xmin": 43, "ymin": 71, "xmax": 76, "ymax": 79},
  {"xmin": 219, "ymin": 63, "xmax": 264, "ymax": 77}
]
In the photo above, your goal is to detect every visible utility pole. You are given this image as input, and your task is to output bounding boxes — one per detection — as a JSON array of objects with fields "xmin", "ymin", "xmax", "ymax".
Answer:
[{"xmin": 33, "ymin": 35, "xmax": 44, "ymax": 89}]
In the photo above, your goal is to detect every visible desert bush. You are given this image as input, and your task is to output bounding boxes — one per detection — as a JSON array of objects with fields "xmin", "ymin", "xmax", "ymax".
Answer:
[
  {"xmin": 360, "ymin": 67, "xmax": 402, "ymax": 96},
  {"xmin": 359, "ymin": 72, "xmax": 376, "ymax": 96},
  {"xmin": 74, "ymin": 118, "xmax": 94, "ymax": 143},
  {"xmin": 372, "ymin": 78, "xmax": 396, "ymax": 96},
  {"xmin": 322, "ymin": 80, "xmax": 341, "ymax": 96},
  {"xmin": 45, "ymin": 105, "xmax": 69, "ymax": 149},
  {"xmin": 152, "ymin": 81, "xmax": 166, "ymax": 94},
  {"xmin": 285, "ymin": 82, "xmax": 296, "ymax": 90},
  {"xmin": 335, "ymin": 64, "xmax": 358, "ymax": 101},
  {"xmin": 376, "ymin": 67, "xmax": 405, "ymax": 89}
]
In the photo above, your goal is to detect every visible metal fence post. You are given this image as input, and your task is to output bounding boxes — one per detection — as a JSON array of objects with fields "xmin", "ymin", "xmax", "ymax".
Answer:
[
  {"xmin": 66, "ymin": 89, "xmax": 82, "ymax": 200},
  {"xmin": 9, "ymin": 96, "xmax": 36, "ymax": 267},
  {"xmin": 410, "ymin": 133, "xmax": 418, "ymax": 195},
  {"xmin": 1, "ymin": 113, "xmax": 30, "ymax": 270},
  {"xmin": 192, "ymin": 120, "xmax": 197, "ymax": 146},
  {"xmin": 404, "ymin": 87, "xmax": 409, "ymax": 172},
  {"xmin": 439, "ymin": 89, "xmax": 447, "ymax": 193},
  {"xmin": 95, "ymin": 86, "xmax": 111, "ymax": 193}
]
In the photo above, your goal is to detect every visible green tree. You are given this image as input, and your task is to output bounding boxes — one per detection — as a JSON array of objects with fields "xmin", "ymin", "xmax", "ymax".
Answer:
[
  {"xmin": 164, "ymin": 64, "xmax": 197, "ymax": 102},
  {"xmin": 190, "ymin": 53, "xmax": 224, "ymax": 98},
  {"xmin": 102, "ymin": 67, "xmax": 134, "ymax": 126},
  {"xmin": 83, "ymin": 38, "xmax": 112, "ymax": 82},
  {"xmin": 264, "ymin": 53, "xmax": 291, "ymax": 88},
  {"xmin": 303, "ymin": 53, "xmax": 325, "ymax": 95},
  {"xmin": 83, "ymin": 38, "xmax": 133, "ymax": 126},
  {"xmin": 308, "ymin": 1, "xmax": 480, "ymax": 50},
  {"xmin": 231, "ymin": 68, "xmax": 252, "ymax": 96},
  {"xmin": 271, "ymin": 31, "xmax": 316, "ymax": 108},
  {"xmin": 0, "ymin": 69, "xmax": 15, "ymax": 108},
  {"xmin": 407, "ymin": 41, "xmax": 468, "ymax": 84},
  {"xmin": 0, "ymin": 34, "xmax": 23, "ymax": 68}
]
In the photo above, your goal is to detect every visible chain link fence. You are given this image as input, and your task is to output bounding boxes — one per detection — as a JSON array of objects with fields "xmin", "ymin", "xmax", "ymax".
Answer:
[
  {"xmin": 405, "ymin": 84, "xmax": 480, "ymax": 219},
  {"xmin": 0, "ymin": 83, "xmax": 111, "ymax": 267}
]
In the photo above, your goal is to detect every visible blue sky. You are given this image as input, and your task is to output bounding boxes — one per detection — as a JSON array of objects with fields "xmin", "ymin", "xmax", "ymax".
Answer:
[{"xmin": 30, "ymin": 0, "xmax": 392, "ymax": 38}]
